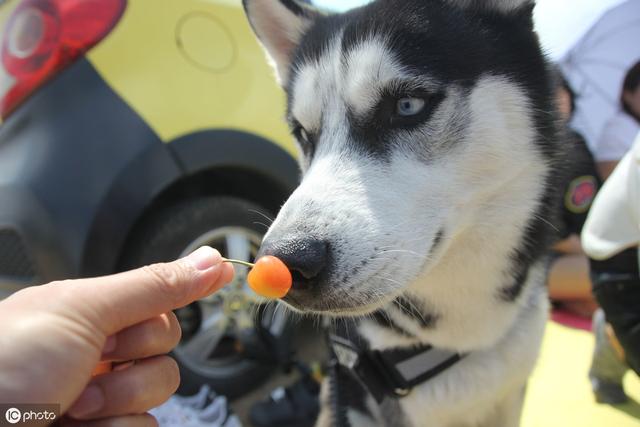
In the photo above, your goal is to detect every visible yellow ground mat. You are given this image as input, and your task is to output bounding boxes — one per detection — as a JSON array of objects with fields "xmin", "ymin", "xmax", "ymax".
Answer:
[{"xmin": 523, "ymin": 321, "xmax": 640, "ymax": 426}]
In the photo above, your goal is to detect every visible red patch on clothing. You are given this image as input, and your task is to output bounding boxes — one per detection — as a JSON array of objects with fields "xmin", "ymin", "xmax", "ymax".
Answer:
[
  {"xmin": 565, "ymin": 175, "xmax": 597, "ymax": 214},
  {"xmin": 551, "ymin": 308, "xmax": 592, "ymax": 331}
]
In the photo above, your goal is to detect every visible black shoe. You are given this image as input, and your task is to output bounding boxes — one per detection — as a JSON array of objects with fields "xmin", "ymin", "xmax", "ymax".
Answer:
[
  {"xmin": 249, "ymin": 370, "xmax": 320, "ymax": 427},
  {"xmin": 592, "ymin": 378, "xmax": 628, "ymax": 405}
]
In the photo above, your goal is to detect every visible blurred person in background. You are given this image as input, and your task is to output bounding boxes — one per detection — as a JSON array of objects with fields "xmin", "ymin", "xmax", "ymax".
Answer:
[
  {"xmin": 582, "ymin": 134, "xmax": 640, "ymax": 404},
  {"xmin": 547, "ymin": 73, "xmax": 600, "ymax": 318},
  {"xmin": 594, "ymin": 61, "xmax": 640, "ymax": 180}
]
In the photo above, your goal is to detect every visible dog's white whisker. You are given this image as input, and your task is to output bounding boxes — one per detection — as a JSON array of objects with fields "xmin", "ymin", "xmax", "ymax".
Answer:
[
  {"xmin": 253, "ymin": 221, "xmax": 271, "ymax": 231},
  {"xmin": 248, "ymin": 209, "xmax": 275, "ymax": 224},
  {"xmin": 375, "ymin": 249, "xmax": 423, "ymax": 257}
]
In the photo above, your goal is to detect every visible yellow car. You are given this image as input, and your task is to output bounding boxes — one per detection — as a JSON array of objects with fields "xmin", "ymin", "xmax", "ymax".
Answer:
[{"xmin": 0, "ymin": 0, "xmax": 300, "ymax": 396}]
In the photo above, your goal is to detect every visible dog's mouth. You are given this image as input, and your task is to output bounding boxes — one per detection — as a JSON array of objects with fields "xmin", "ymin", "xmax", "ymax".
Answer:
[
  {"xmin": 273, "ymin": 227, "xmax": 448, "ymax": 316},
  {"xmin": 430, "ymin": 228, "xmax": 445, "ymax": 257},
  {"xmin": 281, "ymin": 286, "xmax": 395, "ymax": 316}
]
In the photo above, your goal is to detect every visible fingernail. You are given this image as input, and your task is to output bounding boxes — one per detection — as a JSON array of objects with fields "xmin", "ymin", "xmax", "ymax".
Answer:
[
  {"xmin": 102, "ymin": 335, "xmax": 116, "ymax": 355},
  {"xmin": 185, "ymin": 246, "xmax": 220, "ymax": 271},
  {"xmin": 68, "ymin": 385, "xmax": 104, "ymax": 418}
]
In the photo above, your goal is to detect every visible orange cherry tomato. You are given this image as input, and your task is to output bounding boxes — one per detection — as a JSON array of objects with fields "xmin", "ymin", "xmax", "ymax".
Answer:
[
  {"xmin": 247, "ymin": 256, "xmax": 292, "ymax": 298},
  {"xmin": 92, "ymin": 361, "xmax": 112, "ymax": 376}
]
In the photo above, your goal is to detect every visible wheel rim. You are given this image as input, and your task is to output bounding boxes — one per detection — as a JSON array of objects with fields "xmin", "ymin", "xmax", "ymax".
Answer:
[{"xmin": 173, "ymin": 226, "xmax": 266, "ymax": 378}]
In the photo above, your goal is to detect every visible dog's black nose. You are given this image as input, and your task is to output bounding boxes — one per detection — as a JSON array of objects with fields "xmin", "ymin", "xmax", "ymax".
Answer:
[{"xmin": 258, "ymin": 237, "xmax": 328, "ymax": 289}]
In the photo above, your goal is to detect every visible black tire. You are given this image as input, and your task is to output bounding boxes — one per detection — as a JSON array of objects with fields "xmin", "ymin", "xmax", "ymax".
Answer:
[{"xmin": 121, "ymin": 196, "xmax": 287, "ymax": 398}]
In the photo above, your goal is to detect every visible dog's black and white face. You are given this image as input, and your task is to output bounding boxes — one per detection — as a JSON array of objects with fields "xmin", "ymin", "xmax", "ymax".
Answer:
[{"xmin": 244, "ymin": 0, "xmax": 556, "ymax": 318}]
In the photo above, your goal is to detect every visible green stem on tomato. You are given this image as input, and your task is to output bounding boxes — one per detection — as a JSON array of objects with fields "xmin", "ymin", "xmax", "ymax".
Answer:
[{"xmin": 223, "ymin": 259, "xmax": 255, "ymax": 268}]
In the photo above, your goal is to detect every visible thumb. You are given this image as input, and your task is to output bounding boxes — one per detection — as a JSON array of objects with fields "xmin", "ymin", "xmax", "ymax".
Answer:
[{"xmin": 59, "ymin": 246, "xmax": 235, "ymax": 337}]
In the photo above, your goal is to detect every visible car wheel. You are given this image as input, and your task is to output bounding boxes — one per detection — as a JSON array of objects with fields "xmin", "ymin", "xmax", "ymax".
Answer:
[{"xmin": 120, "ymin": 196, "xmax": 290, "ymax": 398}]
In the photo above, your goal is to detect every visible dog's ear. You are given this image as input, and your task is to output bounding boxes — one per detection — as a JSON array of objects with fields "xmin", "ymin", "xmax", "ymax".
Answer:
[
  {"xmin": 243, "ymin": 0, "xmax": 319, "ymax": 85},
  {"xmin": 447, "ymin": 0, "xmax": 534, "ymax": 14},
  {"xmin": 446, "ymin": 0, "xmax": 535, "ymax": 29}
]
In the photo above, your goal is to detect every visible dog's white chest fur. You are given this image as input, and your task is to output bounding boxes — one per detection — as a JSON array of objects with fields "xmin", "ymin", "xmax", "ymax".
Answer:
[{"xmin": 390, "ymin": 276, "xmax": 548, "ymax": 427}]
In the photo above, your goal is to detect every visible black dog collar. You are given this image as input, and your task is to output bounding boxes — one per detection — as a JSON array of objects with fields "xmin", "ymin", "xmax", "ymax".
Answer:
[{"xmin": 329, "ymin": 331, "xmax": 464, "ymax": 403}]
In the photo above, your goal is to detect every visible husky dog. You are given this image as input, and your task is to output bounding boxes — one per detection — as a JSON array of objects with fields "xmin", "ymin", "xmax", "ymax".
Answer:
[{"xmin": 243, "ymin": 0, "xmax": 562, "ymax": 426}]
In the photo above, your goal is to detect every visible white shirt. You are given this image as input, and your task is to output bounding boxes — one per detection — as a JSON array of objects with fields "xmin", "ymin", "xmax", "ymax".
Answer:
[
  {"xmin": 582, "ymin": 134, "xmax": 640, "ymax": 261},
  {"xmin": 594, "ymin": 111, "xmax": 640, "ymax": 162}
]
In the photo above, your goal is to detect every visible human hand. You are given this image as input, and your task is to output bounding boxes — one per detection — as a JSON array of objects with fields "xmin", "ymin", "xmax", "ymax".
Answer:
[{"xmin": 0, "ymin": 246, "xmax": 234, "ymax": 426}]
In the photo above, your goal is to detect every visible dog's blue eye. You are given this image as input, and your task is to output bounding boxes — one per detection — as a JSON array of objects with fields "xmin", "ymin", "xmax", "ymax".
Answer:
[
  {"xmin": 299, "ymin": 127, "xmax": 310, "ymax": 144},
  {"xmin": 292, "ymin": 124, "xmax": 313, "ymax": 151},
  {"xmin": 397, "ymin": 97, "xmax": 425, "ymax": 116}
]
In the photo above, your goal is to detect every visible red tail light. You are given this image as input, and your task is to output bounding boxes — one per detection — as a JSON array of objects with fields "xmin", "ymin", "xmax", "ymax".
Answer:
[{"xmin": 0, "ymin": 0, "xmax": 127, "ymax": 118}]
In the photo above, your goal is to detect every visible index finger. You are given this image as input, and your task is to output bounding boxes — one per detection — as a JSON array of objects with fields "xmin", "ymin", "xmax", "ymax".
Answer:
[{"xmin": 57, "ymin": 246, "xmax": 235, "ymax": 336}]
